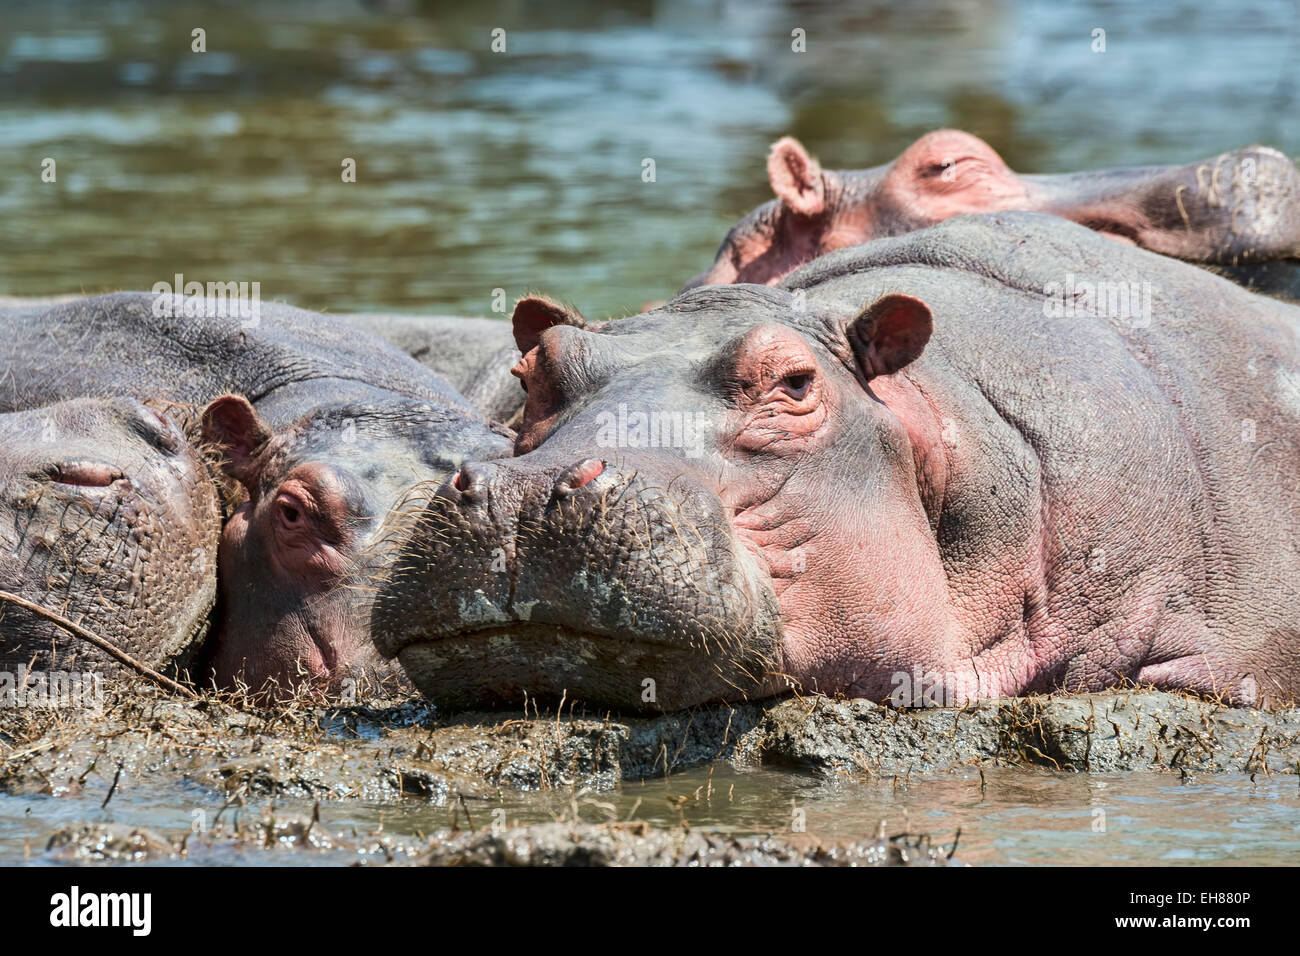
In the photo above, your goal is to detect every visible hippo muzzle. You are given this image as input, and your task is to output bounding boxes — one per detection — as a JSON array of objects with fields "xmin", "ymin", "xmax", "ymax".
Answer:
[{"xmin": 368, "ymin": 456, "xmax": 783, "ymax": 712}]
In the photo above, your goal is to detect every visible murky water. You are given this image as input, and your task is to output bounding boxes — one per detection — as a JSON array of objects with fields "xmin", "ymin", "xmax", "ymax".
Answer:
[
  {"xmin": 491, "ymin": 765, "xmax": 1300, "ymax": 866},
  {"xmin": 4, "ymin": 760, "xmax": 1299, "ymax": 865},
  {"xmin": 1, "ymin": 0, "xmax": 1297, "ymax": 318},
  {"xmin": 2, "ymin": 0, "xmax": 1300, "ymax": 864}
]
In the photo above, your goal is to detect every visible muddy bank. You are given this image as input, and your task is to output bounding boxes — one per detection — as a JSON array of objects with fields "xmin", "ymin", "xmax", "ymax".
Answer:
[
  {"xmin": 742, "ymin": 692, "xmax": 1300, "ymax": 777},
  {"xmin": 0, "ymin": 684, "xmax": 765, "ymax": 804},
  {"xmin": 2, "ymin": 687, "xmax": 1297, "ymax": 815},
  {"xmin": 410, "ymin": 822, "xmax": 955, "ymax": 866},
  {"xmin": 43, "ymin": 817, "xmax": 426, "ymax": 866},
  {"xmin": 41, "ymin": 817, "xmax": 955, "ymax": 867}
]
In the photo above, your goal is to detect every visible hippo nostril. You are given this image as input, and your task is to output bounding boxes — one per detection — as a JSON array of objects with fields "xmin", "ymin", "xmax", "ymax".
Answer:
[
  {"xmin": 554, "ymin": 458, "xmax": 606, "ymax": 495},
  {"xmin": 448, "ymin": 462, "xmax": 492, "ymax": 501}
]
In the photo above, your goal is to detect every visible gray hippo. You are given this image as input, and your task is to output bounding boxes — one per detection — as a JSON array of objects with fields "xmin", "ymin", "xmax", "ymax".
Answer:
[
  {"xmin": 0, "ymin": 398, "xmax": 220, "ymax": 677},
  {"xmin": 0, "ymin": 296, "xmax": 526, "ymax": 426},
  {"xmin": 686, "ymin": 130, "xmax": 1300, "ymax": 298},
  {"xmin": 342, "ymin": 313, "xmax": 522, "ymax": 425},
  {"xmin": 370, "ymin": 212, "xmax": 1300, "ymax": 712},
  {"xmin": 0, "ymin": 293, "xmax": 513, "ymax": 696}
]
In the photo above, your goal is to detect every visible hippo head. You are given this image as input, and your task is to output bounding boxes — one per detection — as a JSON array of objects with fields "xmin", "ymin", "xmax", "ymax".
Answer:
[
  {"xmin": 201, "ymin": 395, "xmax": 513, "ymax": 698},
  {"xmin": 0, "ymin": 398, "xmax": 221, "ymax": 674},
  {"xmin": 687, "ymin": 130, "xmax": 1300, "ymax": 289},
  {"xmin": 369, "ymin": 288, "xmax": 947, "ymax": 711},
  {"xmin": 686, "ymin": 131, "xmax": 1026, "ymax": 288}
]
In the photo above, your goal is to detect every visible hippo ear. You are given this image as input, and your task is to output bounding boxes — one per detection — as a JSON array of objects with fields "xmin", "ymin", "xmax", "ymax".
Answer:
[
  {"xmin": 768, "ymin": 137, "xmax": 826, "ymax": 216},
  {"xmin": 201, "ymin": 395, "xmax": 273, "ymax": 488},
  {"xmin": 847, "ymin": 294, "xmax": 933, "ymax": 379},
  {"xmin": 512, "ymin": 296, "xmax": 586, "ymax": 353}
]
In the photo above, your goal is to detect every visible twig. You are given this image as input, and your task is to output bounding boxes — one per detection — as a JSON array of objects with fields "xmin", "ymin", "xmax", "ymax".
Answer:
[
  {"xmin": 0, "ymin": 590, "xmax": 197, "ymax": 699},
  {"xmin": 101, "ymin": 762, "xmax": 123, "ymax": 809}
]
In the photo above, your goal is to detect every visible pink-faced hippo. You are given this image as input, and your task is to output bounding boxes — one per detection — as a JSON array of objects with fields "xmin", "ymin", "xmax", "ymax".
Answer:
[
  {"xmin": 370, "ymin": 212, "xmax": 1300, "ymax": 712},
  {"xmin": 685, "ymin": 130, "xmax": 1300, "ymax": 298}
]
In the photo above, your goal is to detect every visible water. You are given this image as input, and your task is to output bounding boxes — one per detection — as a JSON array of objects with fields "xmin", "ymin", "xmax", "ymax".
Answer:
[
  {"xmin": 1, "ymin": 0, "xmax": 1297, "ymax": 318},
  {"xmin": 492, "ymin": 765, "xmax": 1300, "ymax": 865},
  {"xmin": 4, "ymin": 761, "xmax": 1299, "ymax": 865},
  {"xmin": 2, "ymin": 0, "xmax": 1299, "ymax": 865}
]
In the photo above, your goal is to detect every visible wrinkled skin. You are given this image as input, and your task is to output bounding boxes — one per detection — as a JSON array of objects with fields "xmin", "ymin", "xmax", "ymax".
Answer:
[
  {"xmin": 373, "ymin": 213, "xmax": 1300, "ymax": 712},
  {"xmin": 0, "ymin": 293, "xmax": 513, "ymax": 696},
  {"xmin": 343, "ymin": 314, "xmax": 522, "ymax": 424},
  {"xmin": 0, "ymin": 398, "xmax": 220, "ymax": 676},
  {"xmin": 686, "ymin": 130, "xmax": 1300, "ymax": 297}
]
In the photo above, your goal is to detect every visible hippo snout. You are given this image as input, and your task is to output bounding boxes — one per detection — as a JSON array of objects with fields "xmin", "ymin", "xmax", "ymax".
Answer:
[
  {"xmin": 367, "ymin": 457, "xmax": 783, "ymax": 712},
  {"xmin": 449, "ymin": 461, "xmax": 491, "ymax": 499},
  {"xmin": 446, "ymin": 456, "xmax": 608, "ymax": 502}
]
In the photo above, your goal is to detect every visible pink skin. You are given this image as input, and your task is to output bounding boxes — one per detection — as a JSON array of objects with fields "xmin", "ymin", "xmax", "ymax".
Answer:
[
  {"xmin": 202, "ymin": 396, "xmax": 369, "ymax": 697},
  {"xmin": 211, "ymin": 469, "xmax": 354, "ymax": 679},
  {"xmin": 200, "ymin": 384, "xmax": 513, "ymax": 700},
  {"xmin": 512, "ymin": 294, "xmax": 1009, "ymax": 703},
  {"xmin": 696, "ymin": 131, "xmax": 1041, "ymax": 287},
  {"xmin": 722, "ymin": 306, "xmax": 1023, "ymax": 701},
  {"xmin": 713, "ymin": 310, "xmax": 1254, "ymax": 703},
  {"xmin": 689, "ymin": 129, "xmax": 1293, "ymax": 289},
  {"xmin": 710, "ymin": 321, "xmax": 971, "ymax": 699},
  {"xmin": 48, "ymin": 461, "xmax": 124, "ymax": 486},
  {"xmin": 508, "ymin": 288, "xmax": 1277, "ymax": 708}
]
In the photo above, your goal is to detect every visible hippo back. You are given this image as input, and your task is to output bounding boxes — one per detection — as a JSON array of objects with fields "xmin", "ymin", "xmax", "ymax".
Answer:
[
  {"xmin": 341, "ymin": 313, "xmax": 523, "ymax": 424},
  {"xmin": 0, "ymin": 292, "xmax": 481, "ymax": 424}
]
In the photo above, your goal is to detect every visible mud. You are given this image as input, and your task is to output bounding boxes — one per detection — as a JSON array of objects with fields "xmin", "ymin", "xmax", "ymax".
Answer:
[
  {"xmin": 4, "ymin": 684, "xmax": 1297, "ymax": 866},
  {"xmin": 741, "ymin": 692, "xmax": 1300, "ymax": 777},
  {"xmin": 43, "ymin": 817, "xmax": 427, "ymax": 865},
  {"xmin": 0, "ymin": 685, "xmax": 769, "ymax": 802},
  {"xmin": 408, "ymin": 821, "xmax": 955, "ymax": 866},
  {"xmin": 3, "ymin": 687, "xmax": 1297, "ymax": 811},
  {"xmin": 39, "ymin": 816, "xmax": 953, "ymax": 867}
]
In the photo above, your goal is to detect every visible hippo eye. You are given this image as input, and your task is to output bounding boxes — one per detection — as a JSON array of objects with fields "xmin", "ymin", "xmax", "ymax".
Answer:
[
  {"xmin": 779, "ymin": 372, "xmax": 813, "ymax": 398},
  {"xmin": 276, "ymin": 493, "xmax": 306, "ymax": 529},
  {"xmin": 131, "ymin": 406, "xmax": 183, "ymax": 455},
  {"xmin": 46, "ymin": 462, "xmax": 124, "ymax": 487}
]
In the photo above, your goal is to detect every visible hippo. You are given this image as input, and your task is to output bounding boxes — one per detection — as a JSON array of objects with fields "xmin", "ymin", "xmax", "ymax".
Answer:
[
  {"xmin": 686, "ymin": 130, "xmax": 1300, "ymax": 298},
  {"xmin": 0, "ymin": 398, "xmax": 221, "ymax": 677},
  {"xmin": 342, "ymin": 313, "xmax": 522, "ymax": 424},
  {"xmin": 0, "ymin": 297, "xmax": 526, "ymax": 425},
  {"xmin": 0, "ymin": 292, "xmax": 513, "ymax": 696},
  {"xmin": 370, "ymin": 212, "xmax": 1300, "ymax": 712}
]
